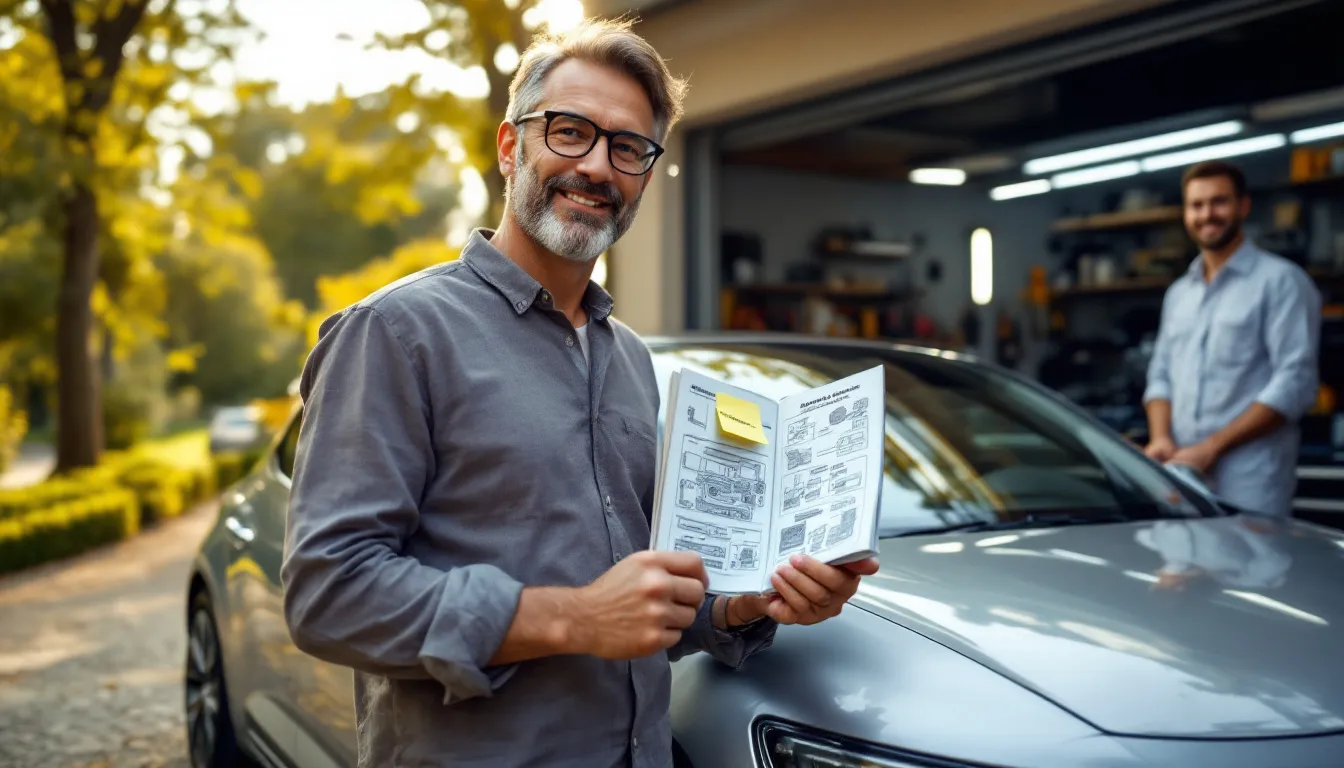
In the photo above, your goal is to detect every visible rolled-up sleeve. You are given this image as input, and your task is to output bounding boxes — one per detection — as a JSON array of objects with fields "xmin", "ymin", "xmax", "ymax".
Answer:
[
  {"xmin": 281, "ymin": 305, "xmax": 524, "ymax": 705},
  {"xmin": 1255, "ymin": 271, "xmax": 1322, "ymax": 420},
  {"xmin": 1144, "ymin": 286, "xmax": 1178, "ymax": 404},
  {"xmin": 667, "ymin": 597, "xmax": 777, "ymax": 668}
]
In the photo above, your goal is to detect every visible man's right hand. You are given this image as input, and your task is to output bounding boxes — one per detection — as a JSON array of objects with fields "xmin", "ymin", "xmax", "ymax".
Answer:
[
  {"xmin": 1144, "ymin": 435, "xmax": 1176, "ymax": 463},
  {"xmin": 571, "ymin": 550, "xmax": 709, "ymax": 660}
]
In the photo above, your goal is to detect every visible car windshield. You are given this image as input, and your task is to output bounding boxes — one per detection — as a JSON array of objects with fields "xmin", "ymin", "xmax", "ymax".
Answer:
[{"xmin": 649, "ymin": 341, "xmax": 1215, "ymax": 538}]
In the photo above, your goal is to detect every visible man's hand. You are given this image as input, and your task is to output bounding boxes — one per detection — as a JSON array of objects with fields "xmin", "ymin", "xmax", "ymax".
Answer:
[
  {"xmin": 732, "ymin": 554, "xmax": 879, "ymax": 626},
  {"xmin": 570, "ymin": 550, "xmax": 708, "ymax": 660},
  {"xmin": 1144, "ymin": 435, "xmax": 1177, "ymax": 463},
  {"xmin": 1169, "ymin": 440, "xmax": 1220, "ymax": 475}
]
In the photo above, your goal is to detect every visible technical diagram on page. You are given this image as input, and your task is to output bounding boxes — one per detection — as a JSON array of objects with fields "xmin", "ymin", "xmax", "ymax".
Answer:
[{"xmin": 650, "ymin": 365, "xmax": 885, "ymax": 595}]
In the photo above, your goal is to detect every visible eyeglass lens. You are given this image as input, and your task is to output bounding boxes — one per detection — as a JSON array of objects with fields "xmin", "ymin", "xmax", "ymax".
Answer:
[{"xmin": 546, "ymin": 114, "xmax": 656, "ymax": 174}]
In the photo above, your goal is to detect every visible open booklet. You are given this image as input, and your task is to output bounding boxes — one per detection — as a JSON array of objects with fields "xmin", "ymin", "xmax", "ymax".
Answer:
[{"xmin": 649, "ymin": 365, "xmax": 886, "ymax": 595}]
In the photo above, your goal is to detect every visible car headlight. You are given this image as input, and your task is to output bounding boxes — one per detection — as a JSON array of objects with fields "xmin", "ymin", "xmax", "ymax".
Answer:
[{"xmin": 755, "ymin": 720, "xmax": 971, "ymax": 768}]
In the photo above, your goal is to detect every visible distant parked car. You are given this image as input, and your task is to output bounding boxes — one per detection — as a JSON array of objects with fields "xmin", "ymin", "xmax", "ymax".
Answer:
[
  {"xmin": 183, "ymin": 334, "xmax": 1344, "ymax": 768},
  {"xmin": 207, "ymin": 405, "xmax": 265, "ymax": 456}
]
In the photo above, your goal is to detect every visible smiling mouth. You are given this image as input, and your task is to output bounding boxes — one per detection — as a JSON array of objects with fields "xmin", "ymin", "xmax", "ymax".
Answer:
[{"xmin": 558, "ymin": 190, "xmax": 610, "ymax": 209}]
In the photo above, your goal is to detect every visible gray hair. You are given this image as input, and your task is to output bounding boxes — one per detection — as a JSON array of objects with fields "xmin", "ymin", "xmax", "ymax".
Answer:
[{"xmin": 505, "ymin": 16, "xmax": 687, "ymax": 145}]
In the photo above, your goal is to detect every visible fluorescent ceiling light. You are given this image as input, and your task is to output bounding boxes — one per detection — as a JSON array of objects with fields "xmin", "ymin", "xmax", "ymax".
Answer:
[
  {"xmin": 970, "ymin": 228, "xmax": 992, "ymax": 306},
  {"xmin": 990, "ymin": 179, "xmax": 1051, "ymax": 201},
  {"xmin": 1140, "ymin": 134, "xmax": 1286, "ymax": 171},
  {"xmin": 1051, "ymin": 160, "xmax": 1140, "ymax": 189},
  {"xmin": 909, "ymin": 167, "xmax": 966, "ymax": 185},
  {"xmin": 1023, "ymin": 120, "xmax": 1244, "ymax": 175},
  {"xmin": 1291, "ymin": 121, "xmax": 1344, "ymax": 144}
]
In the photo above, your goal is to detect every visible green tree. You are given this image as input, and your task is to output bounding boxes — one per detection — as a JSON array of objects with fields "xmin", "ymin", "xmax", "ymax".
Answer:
[
  {"xmin": 3, "ymin": 0, "xmax": 251, "ymax": 471},
  {"xmin": 199, "ymin": 96, "xmax": 460, "ymax": 307},
  {"xmin": 367, "ymin": 0, "xmax": 572, "ymax": 224}
]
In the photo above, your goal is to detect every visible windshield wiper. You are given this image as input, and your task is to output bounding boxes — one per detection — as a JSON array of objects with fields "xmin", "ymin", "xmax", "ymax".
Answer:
[{"xmin": 890, "ymin": 511, "xmax": 1134, "ymax": 538}]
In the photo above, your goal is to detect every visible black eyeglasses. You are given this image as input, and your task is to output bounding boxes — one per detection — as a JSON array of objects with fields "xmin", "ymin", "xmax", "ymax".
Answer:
[{"xmin": 515, "ymin": 110, "xmax": 664, "ymax": 176}]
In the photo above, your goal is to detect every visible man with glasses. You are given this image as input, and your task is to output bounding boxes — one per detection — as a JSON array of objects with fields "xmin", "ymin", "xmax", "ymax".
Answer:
[{"xmin": 281, "ymin": 17, "xmax": 877, "ymax": 768}]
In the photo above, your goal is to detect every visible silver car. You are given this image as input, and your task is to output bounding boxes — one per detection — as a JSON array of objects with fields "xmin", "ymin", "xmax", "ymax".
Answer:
[{"xmin": 184, "ymin": 335, "xmax": 1344, "ymax": 768}]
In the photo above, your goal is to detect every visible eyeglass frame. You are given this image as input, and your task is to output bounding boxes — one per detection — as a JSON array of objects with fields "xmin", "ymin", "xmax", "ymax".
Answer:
[{"xmin": 513, "ymin": 109, "xmax": 665, "ymax": 176}]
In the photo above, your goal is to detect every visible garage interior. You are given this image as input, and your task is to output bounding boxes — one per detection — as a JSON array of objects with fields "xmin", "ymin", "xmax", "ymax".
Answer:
[{"xmin": 690, "ymin": 0, "xmax": 1344, "ymax": 521}]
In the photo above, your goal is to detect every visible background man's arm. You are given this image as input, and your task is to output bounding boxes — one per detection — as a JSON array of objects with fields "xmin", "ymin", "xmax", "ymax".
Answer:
[
  {"xmin": 282, "ymin": 306, "xmax": 567, "ymax": 704},
  {"xmin": 1143, "ymin": 287, "xmax": 1178, "ymax": 449},
  {"xmin": 1145, "ymin": 399, "xmax": 1174, "ymax": 443},
  {"xmin": 1204, "ymin": 271, "xmax": 1322, "ymax": 457}
]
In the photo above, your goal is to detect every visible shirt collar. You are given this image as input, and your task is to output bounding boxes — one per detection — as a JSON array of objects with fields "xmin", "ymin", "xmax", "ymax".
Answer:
[
  {"xmin": 1185, "ymin": 237, "xmax": 1259, "ymax": 282},
  {"xmin": 461, "ymin": 228, "xmax": 614, "ymax": 322}
]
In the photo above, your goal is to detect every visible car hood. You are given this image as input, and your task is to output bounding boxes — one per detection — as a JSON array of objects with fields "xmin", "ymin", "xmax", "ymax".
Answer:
[{"xmin": 853, "ymin": 515, "xmax": 1344, "ymax": 739}]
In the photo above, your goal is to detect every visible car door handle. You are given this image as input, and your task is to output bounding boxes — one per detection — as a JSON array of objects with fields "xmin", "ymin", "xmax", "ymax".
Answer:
[{"xmin": 224, "ymin": 515, "xmax": 256, "ymax": 545}]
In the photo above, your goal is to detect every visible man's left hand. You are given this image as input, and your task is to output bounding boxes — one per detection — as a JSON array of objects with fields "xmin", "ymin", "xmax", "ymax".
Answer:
[
  {"xmin": 1169, "ymin": 440, "xmax": 1220, "ymax": 475},
  {"xmin": 733, "ymin": 554, "xmax": 879, "ymax": 626}
]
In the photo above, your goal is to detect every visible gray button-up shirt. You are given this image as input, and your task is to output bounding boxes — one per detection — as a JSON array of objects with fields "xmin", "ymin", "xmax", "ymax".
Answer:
[
  {"xmin": 1144, "ymin": 241, "xmax": 1321, "ymax": 516},
  {"xmin": 282, "ymin": 229, "xmax": 777, "ymax": 768}
]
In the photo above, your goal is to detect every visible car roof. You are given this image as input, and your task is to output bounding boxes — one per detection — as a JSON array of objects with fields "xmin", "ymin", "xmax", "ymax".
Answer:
[{"xmin": 640, "ymin": 331, "xmax": 982, "ymax": 365}]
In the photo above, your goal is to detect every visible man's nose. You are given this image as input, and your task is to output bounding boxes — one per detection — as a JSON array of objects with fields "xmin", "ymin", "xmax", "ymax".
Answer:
[{"xmin": 575, "ymin": 136, "xmax": 616, "ymax": 183}]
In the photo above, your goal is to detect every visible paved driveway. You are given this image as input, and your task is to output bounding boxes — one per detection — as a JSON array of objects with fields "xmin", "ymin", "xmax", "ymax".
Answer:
[{"xmin": 0, "ymin": 501, "xmax": 217, "ymax": 768}]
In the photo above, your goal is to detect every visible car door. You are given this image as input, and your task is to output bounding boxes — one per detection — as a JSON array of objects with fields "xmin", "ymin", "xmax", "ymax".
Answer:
[
  {"xmin": 265, "ymin": 409, "xmax": 358, "ymax": 768},
  {"xmin": 221, "ymin": 413, "xmax": 300, "ymax": 760}
]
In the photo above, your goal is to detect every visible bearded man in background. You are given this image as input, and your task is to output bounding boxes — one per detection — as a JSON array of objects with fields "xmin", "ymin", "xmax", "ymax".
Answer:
[{"xmin": 1143, "ymin": 159, "xmax": 1321, "ymax": 517}]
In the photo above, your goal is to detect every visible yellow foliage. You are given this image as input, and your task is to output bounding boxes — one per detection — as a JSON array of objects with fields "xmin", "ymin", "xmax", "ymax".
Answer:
[
  {"xmin": 0, "ymin": 386, "xmax": 28, "ymax": 475},
  {"xmin": 235, "ymin": 167, "xmax": 264, "ymax": 200},
  {"xmin": 251, "ymin": 396, "xmax": 296, "ymax": 434},
  {"xmin": 309, "ymin": 239, "xmax": 462, "ymax": 349},
  {"xmin": 166, "ymin": 344, "xmax": 205, "ymax": 373},
  {"xmin": 309, "ymin": 237, "xmax": 461, "ymax": 348}
]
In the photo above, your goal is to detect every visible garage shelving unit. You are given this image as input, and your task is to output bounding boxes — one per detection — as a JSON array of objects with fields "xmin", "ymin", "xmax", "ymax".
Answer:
[{"xmin": 719, "ymin": 282, "xmax": 924, "ymax": 340}]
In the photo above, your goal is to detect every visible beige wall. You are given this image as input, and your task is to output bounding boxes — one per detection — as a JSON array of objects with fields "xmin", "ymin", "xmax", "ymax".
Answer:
[{"xmin": 608, "ymin": 0, "xmax": 1173, "ymax": 334}]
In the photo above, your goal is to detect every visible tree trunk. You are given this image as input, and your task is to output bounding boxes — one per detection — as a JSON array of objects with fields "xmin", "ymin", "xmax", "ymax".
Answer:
[{"xmin": 54, "ymin": 183, "xmax": 103, "ymax": 472}]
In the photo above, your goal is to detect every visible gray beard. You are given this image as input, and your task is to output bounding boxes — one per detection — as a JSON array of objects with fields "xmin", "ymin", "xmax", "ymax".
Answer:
[{"xmin": 507, "ymin": 148, "xmax": 640, "ymax": 264}]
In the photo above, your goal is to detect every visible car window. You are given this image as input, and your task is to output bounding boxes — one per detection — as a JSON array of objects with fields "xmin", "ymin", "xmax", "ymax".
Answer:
[
  {"xmin": 650, "ymin": 343, "xmax": 1210, "ymax": 537},
  {"xmin": 211, "ymin": 406, "xmax": 259, "ymax": 428},
  {"xmin": 275, "ymin": 409, "xmax": 303, "ymax": 480}
]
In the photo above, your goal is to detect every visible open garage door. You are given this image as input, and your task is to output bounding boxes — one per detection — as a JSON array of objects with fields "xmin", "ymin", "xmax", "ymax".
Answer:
[
  {"xmin": 682, "ymin": 0, "xmax": 1330, "ymax": 329},
  {"xmin": 680, "ymin": 0, "xmax": 1344, "ymax": 526}
]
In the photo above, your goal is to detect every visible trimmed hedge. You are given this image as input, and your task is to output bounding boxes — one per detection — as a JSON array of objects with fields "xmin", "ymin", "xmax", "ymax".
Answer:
[
  {"xmin": 0, "ymin": 487, "xmax": 139, "ymax": 574},
  {"xmin": 0, "ymin": 430, "xmax": 261, "ymax": 576}
]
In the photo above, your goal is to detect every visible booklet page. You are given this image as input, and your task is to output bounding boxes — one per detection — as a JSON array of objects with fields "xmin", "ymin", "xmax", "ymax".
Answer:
[
  {"xmin": 770, "ymin": 366, "xmax": 885, "ymax": 568},
  {"xmin": 651, "ymin": 368, "xmax": 778, "ymax": 595}
]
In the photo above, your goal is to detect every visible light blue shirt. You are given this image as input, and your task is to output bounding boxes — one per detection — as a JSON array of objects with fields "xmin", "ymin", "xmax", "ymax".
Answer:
[{"xmin": 1144, "ymin": 240, "xmax": 1322, "ymax": 516}]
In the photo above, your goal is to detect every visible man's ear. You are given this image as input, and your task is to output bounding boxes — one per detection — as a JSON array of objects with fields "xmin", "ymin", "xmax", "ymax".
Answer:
[{"xmin": 498, "ymin": 121, "xmax": 519, "ymax": 177}]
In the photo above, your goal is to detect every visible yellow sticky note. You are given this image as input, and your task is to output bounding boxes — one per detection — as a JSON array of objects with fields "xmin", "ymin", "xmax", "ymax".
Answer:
[{"xmin": 715, "ymin": 392, "xmax": 768, "ymax": 444}]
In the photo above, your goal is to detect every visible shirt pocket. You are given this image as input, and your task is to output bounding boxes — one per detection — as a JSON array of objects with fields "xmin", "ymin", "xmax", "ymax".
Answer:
[
  {"xmin": 601, "ymin": 408, "xmax": 659, "ymax": 493},
  {"xmin": 1208, "ymin": 303, "xmax": 1261, "ymax": 365}
]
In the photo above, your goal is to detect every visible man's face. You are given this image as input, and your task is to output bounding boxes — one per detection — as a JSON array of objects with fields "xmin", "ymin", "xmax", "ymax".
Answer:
[
  {"xmin": 502, "ymin": 58, "xmax": 656, "ymax": 264},
  {"xmin": 1183, "ymin": 175, "xmax": 1249, "ymax": 251}
]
